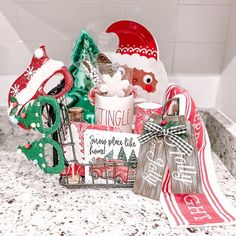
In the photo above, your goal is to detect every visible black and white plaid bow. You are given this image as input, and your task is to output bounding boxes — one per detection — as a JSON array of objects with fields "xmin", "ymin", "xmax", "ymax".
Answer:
[{"xmin": 138, "ymin": 121, "xmax": 194, "ymax": 156}]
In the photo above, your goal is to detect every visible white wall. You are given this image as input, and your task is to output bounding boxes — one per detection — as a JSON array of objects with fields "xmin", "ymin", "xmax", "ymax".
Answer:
[
  {"xmin": 0, "ymin": 0, "xmax": 233, "ymax": 108},
  {"xmin": 216, "ymin": 0, "xmax": 236, "ymax": 122}
]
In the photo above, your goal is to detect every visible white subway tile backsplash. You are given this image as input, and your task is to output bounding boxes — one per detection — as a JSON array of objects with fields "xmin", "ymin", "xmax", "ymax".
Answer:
[
  {"xmin": 0, "ymin": 39, "xmax": 72, "ymax": 76},
  {"xmin": 13, "ymin": 0, "xmax": 121, "ymax": 2},
  {"xmin": 66, "ymin": 3, "xmax": 123, "ymax": 42},
  {"xmin": 173, "ymin": 43, "xmax": 225, "ymax": 74},
  {"xmin": 179, "ymin": 0, "xmax": 232, "ymax": 5},
  {"xmin": 0, "ymin": 0, "xmax": 234, "ymax": 80},
  {"xmin": 123, "ymin": 0, "xmax": 178, "ymax": 4},
  {"xmin": 158, "ymin": 42, "xmax": 174, "ymax": 75},
  {"xmin": 223, "ymin": 0, "xmax": 236, "ymax": 69},
  {"xmin": 17, "ymin": 4, "xmax": 69, "ymax": 40},
  {"xmin": 0, "ymin": 3, "xmax": 21, "ymax": 40},
  {"xmin": 12, "ymin": 0, "xmax": 178, "ymax": 4},
  {"xmin": 13, "ymin": 0, "xmax": 68, "ymax": 2},
  {"xmin": 169, "ymin": 75, "xmax": 220, "ymax": 108},
  {"xmin": 16, "ymin": 2, "xmax": 123, "ymax": 42},
  {"xmin": 176, "ymin": 5, "xmax": 231, "ymax": 43},
  {"xmin": 123, "ymin": 4, "xmax": 178, "ymax": 42},
  {"xmin": 0, "ymin": 41, "xmax": 32, "ymax": 75}
]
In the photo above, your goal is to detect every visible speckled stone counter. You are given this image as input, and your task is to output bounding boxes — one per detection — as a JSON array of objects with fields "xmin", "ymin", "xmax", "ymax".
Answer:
[
  {"xmin": 204, "ymin": 109, "xmax": 236, "ymax": 177},
  {"xmin": 0, "ymin": 107, "xmax": 38, "ymax": 151},
  {"xmin": 1, "ymin": 107, "xmax": 236, "ymax": 235},
  {"xmin": 0, "ymin": 150, "xmax": 236, "ymax": 236}
]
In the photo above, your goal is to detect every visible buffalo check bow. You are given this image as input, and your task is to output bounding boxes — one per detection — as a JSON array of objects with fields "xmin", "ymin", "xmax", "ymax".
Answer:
[{"xmin": 138, "ymin": 121, "xmax": 194, "ymax": 157}]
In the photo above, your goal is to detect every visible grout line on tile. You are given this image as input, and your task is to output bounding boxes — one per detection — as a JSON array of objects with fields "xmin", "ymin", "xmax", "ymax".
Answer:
[
  {"xmin": 173, "ymin": 41, "xmax": 226, "ymax": 45},
  {"xmin": 220, "ymin": 2, "xmax": 233, "ymax": 72},
  {"xmin": 171, "ymin": 4, "xmax": 180, "ymax": 74},
  {"xmin": 177, "ymin": 3, "xmax": 232, "ymax": 6}
]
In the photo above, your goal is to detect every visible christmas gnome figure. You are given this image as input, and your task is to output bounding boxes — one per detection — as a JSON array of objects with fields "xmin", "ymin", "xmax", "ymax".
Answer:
[
  {"xmin": 8, "ymin": 45, "xmax": 73, "ymax": 127},
  {"xmin": 106, "ymin": 20, "xmax": 169, "ymax": 104}
]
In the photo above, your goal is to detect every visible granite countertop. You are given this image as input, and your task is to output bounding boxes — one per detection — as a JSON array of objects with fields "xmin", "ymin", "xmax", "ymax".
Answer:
[{"xmin": 0, "ymin": 150, "xmax": 236, "ymax": 236}]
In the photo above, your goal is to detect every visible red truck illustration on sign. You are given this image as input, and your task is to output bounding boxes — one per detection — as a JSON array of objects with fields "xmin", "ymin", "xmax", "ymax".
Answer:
[{"xmin": 89, "ymin": 158, "xmax": 135, "ymax": 184}]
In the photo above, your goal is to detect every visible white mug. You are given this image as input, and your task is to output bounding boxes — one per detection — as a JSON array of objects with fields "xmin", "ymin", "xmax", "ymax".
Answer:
[{"xmin": 95, "ymin": 93, "xmax": 134, "ymax": 133}]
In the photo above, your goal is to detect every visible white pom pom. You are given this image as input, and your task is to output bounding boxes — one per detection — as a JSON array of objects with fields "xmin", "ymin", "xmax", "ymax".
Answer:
[
  {"xmin": 9, "ymin": 116, "xmax": 19, "ymax": 125},
  {"xmin": 17, "ymin": 149, "xmax": 22, "ymax": 154},
  {"xmin": 34, "ymin": 48, "xmax": 44, "ymax": 59},
  {"xmin": 33, "ymin": 160, "xmax": 38, "ymax": 166},
  {"xmin": 31, "ymin": 123, "xmax": 36, "ymax": 128},
  {"xmin": 99, "ymin": 84, "xmax": 108, "ymax": 93}
]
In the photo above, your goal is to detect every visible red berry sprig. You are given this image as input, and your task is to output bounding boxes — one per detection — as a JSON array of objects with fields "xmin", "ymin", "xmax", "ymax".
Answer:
[
  {"xmin": 12, "ymin": 102, "xmax": 18, "ymax": 108},
  {"xmin": 160, "ymin": 119, "xmax": 167, "ymax": 126},
  {"xmin": 20, "ymin": 113, "xmax": 26, "ymax": 119},
  {"xmin": 24, "ymin": 143, "xmax": 31, "ymax": 149}
]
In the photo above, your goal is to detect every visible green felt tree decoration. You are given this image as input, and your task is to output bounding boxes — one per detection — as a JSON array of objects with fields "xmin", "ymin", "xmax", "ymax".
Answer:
[
  {"xmin": 66, "ymin": 30, "xmax": 99, "ymax": 123},
  {"xmin": 17, "ymin": 96, "xmax": 61, "ymax": 136},
  {"xmin": 9, "ymin": 96, "xmax": 18, "ymax": 116},
  {"xmin": 17, "ymin": 96, "xmax": 65, "ymax": 174},
  {"xmin": 117, "ymin": 146, "xmax": 127, "ymax": 162},
  {"xmin": 128, "ymin": 149, "xmax": 138, "ymax": 168},
  {"xmin": 18, "ymin": 137, "xmax": 65, "ymax": 174}
]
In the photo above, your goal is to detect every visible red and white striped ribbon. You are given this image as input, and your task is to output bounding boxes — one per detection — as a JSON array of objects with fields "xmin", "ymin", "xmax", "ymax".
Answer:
[{"xmin": 160, "ymin": 83, "xmax": 236, "ymax": 227}]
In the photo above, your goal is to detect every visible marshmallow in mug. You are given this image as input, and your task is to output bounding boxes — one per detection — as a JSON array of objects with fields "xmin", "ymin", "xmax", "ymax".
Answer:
[{"xmin": 99, "ymin": 71, "xmax": 130, "ymax": 97}]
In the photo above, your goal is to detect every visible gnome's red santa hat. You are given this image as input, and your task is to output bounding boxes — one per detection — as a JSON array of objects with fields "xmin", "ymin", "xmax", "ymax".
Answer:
[{"xmin": 106, "ymin": 20, "xmax": 169, "ymax": 103}]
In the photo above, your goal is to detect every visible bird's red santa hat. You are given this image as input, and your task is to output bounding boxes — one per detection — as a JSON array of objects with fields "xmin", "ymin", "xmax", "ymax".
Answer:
[{"xmin": 106, "ymin": 20, "xmax": 168, "ymax": 103}]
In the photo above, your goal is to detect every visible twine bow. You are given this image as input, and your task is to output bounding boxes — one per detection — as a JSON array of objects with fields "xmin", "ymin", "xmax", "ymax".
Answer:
[{"xmin": 138, "ymin": 121, "xmax": 194, "ymax": 156}]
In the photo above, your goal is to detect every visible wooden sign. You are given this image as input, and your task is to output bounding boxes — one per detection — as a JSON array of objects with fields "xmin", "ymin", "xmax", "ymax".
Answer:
[
  {"xmin": 133, "ymin": 115, "xmax": 167, "ymax": 200},
  {"xmin": 164, "ymin": 115, "xmax": 202, "ymax": 194},
  {"xmin": 133, "ymin": 114, "xmax": 202, "ymax": 200}
]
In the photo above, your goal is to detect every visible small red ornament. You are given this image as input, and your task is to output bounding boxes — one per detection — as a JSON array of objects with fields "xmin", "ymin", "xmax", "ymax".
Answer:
[
  {"xmin": 161, "ymin": 120, "xmax": 167, "ymax": 126},
  {"xmin": 12, "ymin": 102, "xmax": 18, "ymax": 108},
  {"xmin": 24, "ymin": 143, "xmax": 31, "ymax": 149},
  {"xmin": 21, "ymin": 113, "xmax": 26, "ymax": 119}
]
